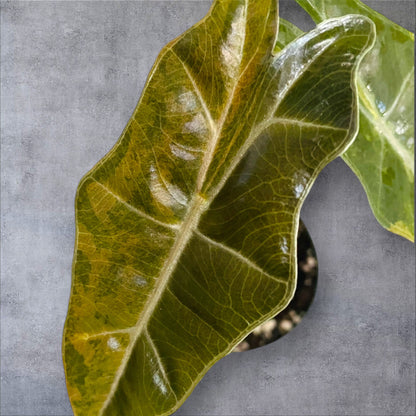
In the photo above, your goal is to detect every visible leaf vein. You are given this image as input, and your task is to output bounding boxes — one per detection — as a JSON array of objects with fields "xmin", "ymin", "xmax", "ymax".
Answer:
[{"xmin": 193, "ymin": 230, "xmax": 288, "ymax": 285}]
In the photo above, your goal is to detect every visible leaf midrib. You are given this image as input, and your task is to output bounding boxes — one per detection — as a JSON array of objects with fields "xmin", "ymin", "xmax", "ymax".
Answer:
[
  {"xmin": 356, "ymin": 79, "xmax": 414, "ymax": 175},
  {"xmin": 99, "ymin": 27, "xmax": 250, "ymax": 410},
  {"xmin": 98, "ymin": 193, "xmax": 208, "ymax": 415}
]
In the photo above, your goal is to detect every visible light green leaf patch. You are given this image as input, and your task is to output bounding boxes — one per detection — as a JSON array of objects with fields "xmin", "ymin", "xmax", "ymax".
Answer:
[{"xmin": 295, "ymin": 0, "xmax": 415, "ymax": 241}]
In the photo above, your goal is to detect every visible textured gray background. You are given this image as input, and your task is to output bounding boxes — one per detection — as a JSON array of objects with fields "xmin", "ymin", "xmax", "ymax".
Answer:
[{"xmin": 1, "ymin": 1, "xmax": 415, "ymax": 415}]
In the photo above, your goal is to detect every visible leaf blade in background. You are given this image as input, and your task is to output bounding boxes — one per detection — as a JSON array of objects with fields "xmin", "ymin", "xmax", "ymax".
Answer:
[
  {"xmin": 274, "ymin": 17, "xmax": 303, "ymax": 51},
  {"xmin": 295, "ymin": 0, "xmax": 415, "ymax": 241},
  {"xmin": 63, "ymin": 1, "xmax": 375, "ymax": 415}
]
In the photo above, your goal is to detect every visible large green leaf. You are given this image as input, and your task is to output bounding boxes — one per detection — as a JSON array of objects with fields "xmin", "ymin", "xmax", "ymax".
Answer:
[
  {"xmin": 63, "ymin": 1, "xmax": 375, "ymax": 415},
  {"xmin": 295, "ymin": 0, "xmax": 415, "ymax": 241}
]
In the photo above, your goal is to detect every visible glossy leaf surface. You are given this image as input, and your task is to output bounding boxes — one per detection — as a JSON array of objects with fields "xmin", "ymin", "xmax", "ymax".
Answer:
[
  {"xmin": 63, "ymin": 1, "xmax": 375, "ymax": 415},
  {"xmin": 296, "ymin": 0, "xmax": 415, "ymax": 241}
]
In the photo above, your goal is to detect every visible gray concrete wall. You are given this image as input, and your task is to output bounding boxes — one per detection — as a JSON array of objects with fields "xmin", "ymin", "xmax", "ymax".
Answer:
[{"xmin": 1, "ymin": 1, "xmax": 414, "ymax": 415}]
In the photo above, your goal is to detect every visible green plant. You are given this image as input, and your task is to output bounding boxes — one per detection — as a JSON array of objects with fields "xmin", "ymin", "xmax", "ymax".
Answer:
[
  {"xmin": 63, "ymin": 1, "xmax": 413, "ymax": 415},
  {"xmin": 294, "ymin": 0, "xmax": 414, "ymax": 241}
]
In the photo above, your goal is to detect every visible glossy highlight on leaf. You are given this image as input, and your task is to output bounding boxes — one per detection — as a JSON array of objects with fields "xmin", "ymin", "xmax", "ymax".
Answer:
[
  {"xmin": 295, "ymin": 0, "xmax": 415, "ymax": 241},
  {"xmin": 63, "ymin": 1, "xmax": 375, "ymax": 415}
]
